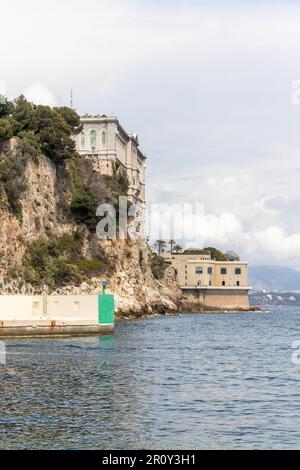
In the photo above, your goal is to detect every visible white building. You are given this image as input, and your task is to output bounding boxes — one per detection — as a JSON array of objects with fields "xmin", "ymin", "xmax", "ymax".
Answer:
[{"xmin": 75, "ymin": 115, "xmax": 147, "ymax": 236}]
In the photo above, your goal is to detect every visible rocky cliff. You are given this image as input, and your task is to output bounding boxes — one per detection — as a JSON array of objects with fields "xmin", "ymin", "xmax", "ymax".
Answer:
[{"xmin": 0, "ymin": 138, "xmax": 181, "ymax": 316}]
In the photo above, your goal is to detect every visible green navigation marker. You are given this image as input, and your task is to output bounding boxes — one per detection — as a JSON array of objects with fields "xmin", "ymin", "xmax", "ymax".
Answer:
[{"xmin": 98, "ymin": 281, "xmax": 115, "ymax": 325}]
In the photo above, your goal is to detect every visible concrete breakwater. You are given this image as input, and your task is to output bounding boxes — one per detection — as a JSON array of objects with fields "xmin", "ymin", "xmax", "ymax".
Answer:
[{"xmin": 0, "ymin": 294, "xmax": 114, "ymax": 337}]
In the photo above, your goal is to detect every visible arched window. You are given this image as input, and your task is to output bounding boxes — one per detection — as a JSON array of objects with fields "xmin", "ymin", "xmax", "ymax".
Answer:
[
  {"xmin": 221, "ymin": 268, "xmax": 227, "ymax": 275},
  {"xmin": 81, "ymin": 132, "xmax": 85, "ymax": 148},
  {"xmin": 90, "ymin": 130, "xmax": 97, "ymax": 148},
  {"xmin": 235, "ymin": 268, "xmax": 241, "ymax": 275},
  {"xmin": 101, "ymin": 130, "xmax": 106, "ymax": 146}
]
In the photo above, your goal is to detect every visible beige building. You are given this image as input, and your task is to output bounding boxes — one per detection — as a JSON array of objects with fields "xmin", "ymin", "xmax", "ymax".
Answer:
[
  {"xmin": 75, "ymin": 115, "xmax": 147, "ymax": 235},
  {"xmin": 163, "ymin": 252, "xmax": 251, "ymax": 310}
]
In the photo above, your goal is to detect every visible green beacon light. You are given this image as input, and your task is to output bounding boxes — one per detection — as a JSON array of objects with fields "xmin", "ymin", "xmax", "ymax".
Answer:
[
  {"xmin": 102, "ymin": 280, "xmax": 108, "ymax": 295},
  {"xmin": 98, "ymin": 280, "xmax": 115, "ymax": 326}
]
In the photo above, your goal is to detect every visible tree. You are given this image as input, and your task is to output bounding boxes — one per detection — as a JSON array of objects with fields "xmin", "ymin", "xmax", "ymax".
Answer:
[
  {"xmin": 17, "ymin": 130, "xmax": 41, "ymax": 160},
  {"xmin": 173, "ymin": 244, "xmax": 183, "ymax": 253},
  {"xmin": 31, "ymin": 105, "xmax": 76, "ymax": 162},
  {"xmin": 70, "ymin": 192, "xmax": 97, "ymax": 230},
  {"xmin": 224, "ymin": 250, "xmax": 240, "ymax": 261},
  {"xmin": 0, "ymin": 119, "xmax": 13, "ymax": 140},
  {"xmin": 203, "ymin": 247, "xmax": 229, "ymax": 261},
  {"xmin": 0, "ymin": 96, "xmax": 14, "ymax": 119},
  {"xmin": 12, "ymin": 95, "xmax": 34, "ymax": 132},
  {"xmin": 154, "ymin": 240, "xmax": 166, "ymax": 255},
  {"xmin": 54, "ymin": 106, "xmax": 82, "ymax": 134},
  {"xmin": 169, "ymin": 239, "xmax": 175, "ymax": 253}
]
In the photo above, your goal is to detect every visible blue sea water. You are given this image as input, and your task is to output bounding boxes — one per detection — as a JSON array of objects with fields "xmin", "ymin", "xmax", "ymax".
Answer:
[{"xmin": 1, "ymin": 306, "xmax": 300, "ymax": 449}]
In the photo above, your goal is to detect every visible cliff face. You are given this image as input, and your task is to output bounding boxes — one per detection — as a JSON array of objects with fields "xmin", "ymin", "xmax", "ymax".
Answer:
[{"xmin": 0, "ymin": 141, "xmax": 181, "ymax": 315}]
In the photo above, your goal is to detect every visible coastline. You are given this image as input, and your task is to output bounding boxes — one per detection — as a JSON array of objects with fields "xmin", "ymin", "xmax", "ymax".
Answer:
[{"xmin": 116, "ymin": 305, "xmax": 263, "ymax": 320}]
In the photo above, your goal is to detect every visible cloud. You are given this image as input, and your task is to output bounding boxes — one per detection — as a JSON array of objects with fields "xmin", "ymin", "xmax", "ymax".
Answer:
[
  {"xmin": 23, "ymin": 83, "xmax": 57, "ymax": 106},
  {"xmin": 195, "ymin": 217, "xmax": 300, "ymax": 268},
  {"xmin": 0, "ymin": 80, "xmax": 7, "ymax": 96},
  {"xmin": 251, "ymin": 226, "xmax": 300, "ymax": 263},
  {"xmin": 1, "ymin": 0, "xmax": 300, "ymax": 268},
  {"xmin": 148, "ymin": 200, "xmax": 300, "ymax": 268}
]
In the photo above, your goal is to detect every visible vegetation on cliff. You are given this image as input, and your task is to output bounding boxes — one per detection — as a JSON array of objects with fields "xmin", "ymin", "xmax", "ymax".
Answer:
[
  {"xmin": 183, "ymin": 247, "xmax": 240, "ymax": 261},
  {"xmin": 0, "ymin": 95, "xmax": 129, "ymax": 287},
  {"xmin": 19, "ymin": 233, "xmax": 108, "ymax": 289},
  {"xmin": 0, "ymin": 95, "xmax": 129, "ymax": 229},
  {"xmin": 153, "ymin": 239, "xmax": 240, "ymax": 261},
  {"xmin": 150, "ymin": 254, "xmax": 166, "ymax": 280},
  {"xmin": 0, "ymin": 95, "xmax": 83, "ymax": 220}
]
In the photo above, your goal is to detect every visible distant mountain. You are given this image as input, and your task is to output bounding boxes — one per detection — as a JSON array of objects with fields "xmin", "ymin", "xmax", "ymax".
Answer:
[{"xmin": 249, "ymin": 265, "xmax": 300, "ymax": 291}]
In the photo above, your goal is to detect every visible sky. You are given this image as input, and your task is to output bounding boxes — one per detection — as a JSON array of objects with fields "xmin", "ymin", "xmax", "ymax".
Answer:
[{"xmin": 1, "ymin": 0, "xmax": 300, "ymax": 268}]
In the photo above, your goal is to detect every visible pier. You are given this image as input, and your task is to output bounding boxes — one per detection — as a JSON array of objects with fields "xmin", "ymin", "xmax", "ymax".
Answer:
[{"xmin": 0, "ymin": 292, "xmax": 114, "ymax": 337}]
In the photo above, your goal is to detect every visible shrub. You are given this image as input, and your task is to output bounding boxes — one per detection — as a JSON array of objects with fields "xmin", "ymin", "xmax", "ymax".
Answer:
[
  {"xmin": 0, "ymin": 153, "xmax": 27, "ymax": 219},
  {"xmin": 150, "ymin": 254, "xmax": 166, "ymax": 280},
  {"xmin": 70, "ymin": 192, "xmax": 97, "ymax": 230},
  {"xmin": 116, "ymin": 169, "xmax": 129, "ymax": 195},
  {"xmin": 78, "ymin": 259, "xmax": 105, "ymax": 276},
  {"xmin": 52, "ymin": 259, "xmax": 79, "ymax": 287},
  {"xmin": 21, "ymin": 234, "xmax": 108, "ymax": 288}
]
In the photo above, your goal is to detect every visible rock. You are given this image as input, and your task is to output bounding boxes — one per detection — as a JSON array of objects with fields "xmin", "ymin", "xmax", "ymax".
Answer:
[{"xmin": 0, "ymin": 144, "xmax": 182, "ymax": 316}]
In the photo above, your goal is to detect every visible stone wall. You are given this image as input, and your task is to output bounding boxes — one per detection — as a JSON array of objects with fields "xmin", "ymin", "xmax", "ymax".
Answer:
[
  {"xmin": 80, "ymin": 155, "xmax": 115, "ymax": 176},
  {"xmin": 182, "ymin": 288, "xmax": 250, "ymax": 310}
]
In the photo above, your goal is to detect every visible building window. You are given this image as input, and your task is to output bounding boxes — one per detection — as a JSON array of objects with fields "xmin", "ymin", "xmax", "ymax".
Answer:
[
  {"xmin": 90, "ymin": 129, "xmax": 97, "ymax": 148},
  {"xmin": 102, "ymin": 130, "xmax": 106, "ymax": 146},
  {"xmin": 221, "ymin": 268, "xmax": 227, "ymax": 275},
  {"xmin": 235, "ymin": 268, "xmax": 241, "ymax": 275},
  {"xmin": 81, "ymin": 132, "xmax": 85, "ymax": 148},
  {"xmin": 222, "ymin": 281, "xmax": 226, "ymax": 286},
  {"xmin": 209, "ymin": 280, "xmax": 212, "ymax": 286},
  {"xmin": 237, "ymin": 281, "xmax": 240, "ymax": 286},
  {"xmin": 195, "ymin": 266, "xmax": 203, "ymax": 274},
  {"xmin": 208, "ymin": 267, "xmax": 213, "ymax": 275}
]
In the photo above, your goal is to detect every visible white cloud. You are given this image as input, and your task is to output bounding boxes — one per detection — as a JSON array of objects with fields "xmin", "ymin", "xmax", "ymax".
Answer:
[
  {"xmin": 0, "ymin": 80, "xmax": 7, "ymax": 96},
  {"xmin": 149, "ymin": 201, "xmax": 300, "ymax": 268},
  {"xmin": 23, "ymin": 83, "xmax": 57, "ymax": 106},
  {"xmin": 197, "ymin": 212, "xmax": 243, "ymax": 246},
  {"xmin": 251, "ymin": 226, "xmax": 300, "ymax": 263},
  {"xmin": 195, "ymin": 217, "xmax": 300, "ymax": 268}
]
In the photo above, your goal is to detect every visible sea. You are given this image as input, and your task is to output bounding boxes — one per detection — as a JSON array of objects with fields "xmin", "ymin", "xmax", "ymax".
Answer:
[{"xmin": 1, "ymin": 306, "xmax": 300, "ymax": 449}]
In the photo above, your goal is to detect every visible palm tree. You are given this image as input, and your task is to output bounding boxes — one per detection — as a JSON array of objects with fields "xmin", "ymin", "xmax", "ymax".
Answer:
[
  {"xmin": 173, "ymin": 244, "xmax": 183, "ymax": 254},
  {"xmin": 168, "ymin": 239, "xmax": 175, "ymax": 253},
  {"xmin": 154, "ymin": 240, "xmax": 167, "ymax": 255}
]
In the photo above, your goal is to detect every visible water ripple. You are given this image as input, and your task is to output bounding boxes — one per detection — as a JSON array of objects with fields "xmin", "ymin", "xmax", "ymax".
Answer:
[{"xmin": 1, "ymin": 307, "xmax": 300, "ymax": 449}]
